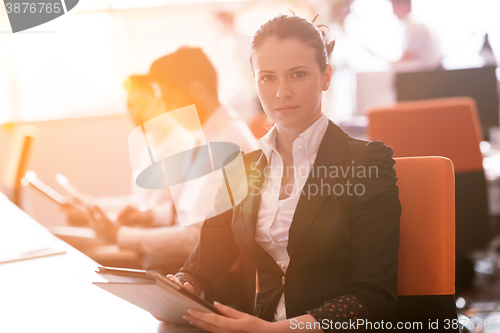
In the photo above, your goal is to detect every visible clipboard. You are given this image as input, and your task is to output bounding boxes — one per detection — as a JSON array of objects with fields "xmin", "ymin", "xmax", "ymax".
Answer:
[{"xmin": 93, "ymin": 266, "xmax": 220, "ymax": 326}]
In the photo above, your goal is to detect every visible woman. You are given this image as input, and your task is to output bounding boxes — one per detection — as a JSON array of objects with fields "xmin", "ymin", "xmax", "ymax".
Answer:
[{"xmin": 166, "ymin": 14, "xmax": 401, "ymax": 332}]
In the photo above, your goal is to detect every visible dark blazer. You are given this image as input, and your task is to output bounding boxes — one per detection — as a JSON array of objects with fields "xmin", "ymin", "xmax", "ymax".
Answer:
[{"xmin": 180, "ymin": 120, "xmax": 401, "ymax": 323}]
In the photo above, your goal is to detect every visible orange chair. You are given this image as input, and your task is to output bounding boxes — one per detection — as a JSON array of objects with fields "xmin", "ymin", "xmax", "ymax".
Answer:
[
  {"xmin": 1, "ymin": 125, "xmax": 37, "ymax": 208},
  {"xmin": 395, "ymin": 156, "xmax": 457, "ymax": 331},
  {"xmin": 367, "ymin": 97, "xmax": 490, "ymax": 256}
]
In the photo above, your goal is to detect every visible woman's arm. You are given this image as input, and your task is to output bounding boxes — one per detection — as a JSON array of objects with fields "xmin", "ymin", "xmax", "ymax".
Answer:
[
  {"xmin": 177, "ymin": 209, "xmax": 242, "ymax": 300},
  {"xmin": 301, "ymin": 141, "xmax": 400, "ymax": 332},
  {"xmin": 345, "ymin": 141, "xmax": 401, "ymax": 321},
  {"xmin": 306, "ymin": 296, "xmax": 368, "ymax": 332},
  {"xmin": 185, "ymin": 302, "xmax": 324, "ymax": 333}
]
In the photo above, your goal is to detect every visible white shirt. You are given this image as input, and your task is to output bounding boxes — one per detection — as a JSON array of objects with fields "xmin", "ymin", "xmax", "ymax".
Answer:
[
  {"xmin": 117, "ymin": 105, "xmax": 258, "ymax": 261},
  {"xmin": 97, "ymin": 118, "xmax": 195, "ymax": 225},
  {"xmin": 255, "ymin": 114, "xmax": 329, "ymax": 321}
]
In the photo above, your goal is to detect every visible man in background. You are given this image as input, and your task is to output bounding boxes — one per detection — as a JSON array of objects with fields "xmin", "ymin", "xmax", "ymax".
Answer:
[
  {"xmin": 77, "ymin": 74, "xmax": 193, "ymax": 228},
  {"xmin": 63, "ymin": 48, "xmax": 256, "ymax": 269},
  {"xmin": 390, "ymin": 0, "xmax": 442, "ymax": 72},
  {"xmin": 54, "ymin": 74, "xmax": 194, "ymax": 249},
  {"xmin": 101, "ymin": 47, "xmax": 258, "ymax": 265}
]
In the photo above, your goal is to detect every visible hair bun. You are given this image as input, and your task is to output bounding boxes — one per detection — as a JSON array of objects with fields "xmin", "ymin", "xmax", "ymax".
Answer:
[
  {"xmin": 250, "ymin": 14, "xmax": 335, "ymax": 72},
  {"xmin": 312, "ymin": 14, "xmax": 335, "ymax": 58}
]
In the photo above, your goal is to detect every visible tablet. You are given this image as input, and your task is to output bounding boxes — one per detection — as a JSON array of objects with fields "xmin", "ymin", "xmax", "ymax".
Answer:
[
  {"xmin": 23, "ymin": 171, "xmax": 67, "ymax": 206},
  {"xmin": 55, "ymin": 173, "xmax": 96, "ymax": 207},
  {"xmin": 93, "ymin": 266, "xmax": 220, "ymax": 326}
]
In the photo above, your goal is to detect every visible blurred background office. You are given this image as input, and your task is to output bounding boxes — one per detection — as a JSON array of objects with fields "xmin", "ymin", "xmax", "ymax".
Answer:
[{"xmin": 1, "ymin": 0, "xmax": 500, "ymax": 328}]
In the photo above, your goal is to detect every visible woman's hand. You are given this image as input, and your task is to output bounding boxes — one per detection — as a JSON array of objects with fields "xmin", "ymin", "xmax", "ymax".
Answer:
[
  {"xmin": 87, "ymin": 205, "xmax": 120, "ymax": 242},
  {"xmin": 165, "ymin": 274, "xmax": 195, "ymax": 293},
  {"xmin": 60, "ymin": 197, "xmax": 91, "ymax": 226},
  {"xmin": 151, "ymin": 274, "xmax": 195, "ymax": 322},
  {"xmin": 183, "ymin": 302, "xmax": 274, "ymax": 333}
]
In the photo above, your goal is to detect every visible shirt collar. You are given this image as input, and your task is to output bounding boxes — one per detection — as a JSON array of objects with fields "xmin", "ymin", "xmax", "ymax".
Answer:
[
  {"xmin": 259, "ymin": 125, "xmax": 277, "ymax": 163},
  {"xmin": 258, "ymin": 113, "xmax": 329, "ymax": 163}
]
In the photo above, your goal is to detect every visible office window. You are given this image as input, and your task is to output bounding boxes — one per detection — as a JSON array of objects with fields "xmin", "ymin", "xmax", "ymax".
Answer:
[
  {"xmin": 346, "ymin": 0, "xmax": 500, "ymax": 72},
  {"xmin": 414, "ymin": 0, "xmax": 500, "ymax": 69},
  {"xmin": 0, "ymin": 1, "xmax": 242, "ymax": 123},
  {"xmin": 13, "ymin": 13, "xmax": 119, "ymax": 121},
  {"xmin": 1, "ymin": 0, "xmax": 498, "ymax": 122}
]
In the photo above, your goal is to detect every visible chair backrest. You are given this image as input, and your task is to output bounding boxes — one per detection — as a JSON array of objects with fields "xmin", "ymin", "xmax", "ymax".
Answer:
[
  {"xmin": 1, "ymin": 125, "xmax": 37, "ymax": 208},
  {"xmin": 394, "ymin": 66, "xmax": 500, "ymax": 139},
  {"xmin": 367, "ymin": 97, "xmax": 489, "ymax": 254},
  {"xmin": 394, "ymin": 156, "xmax": 457, "ymax": 331},
  {"xmin": 367, "ymin": 97, "xmax": 482, "ymax": 173}
]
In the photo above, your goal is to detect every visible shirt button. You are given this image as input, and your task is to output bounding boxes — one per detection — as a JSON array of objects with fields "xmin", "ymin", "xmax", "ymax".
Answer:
[
  {"xmin": 282, "ymin": 276, "xmax": 286, "ymax": 285},
  {"xmin": 280, "ymin": 263, "xmax": 286, "ymax": 269},
  {"xmin": 297, "ymin": 145, "xmax": 303, "ymax": 150}
]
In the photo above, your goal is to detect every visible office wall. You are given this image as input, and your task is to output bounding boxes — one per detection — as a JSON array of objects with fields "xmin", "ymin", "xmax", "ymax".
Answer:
[{"xmin": 0, "ymin": 114, "xmax": 134, "ymax": 227}]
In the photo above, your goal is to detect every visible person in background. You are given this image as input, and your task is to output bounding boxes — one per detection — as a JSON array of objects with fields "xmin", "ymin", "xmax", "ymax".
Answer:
[
  {"xmin": 390, "ymin": 0, "xmax": 442, "ymax": 72},
  {"xmin": 61, "ymin": 74, "xmax": 194, "ymax": 230},
  {"xmin": 480, "ymin": 34, "xmax": 498, "ymax": 67},
  {"xmin": 214, "ymin": 10, "xmax": 259, "ymax": 121},
  {"xmin": 90, "ymin": 47, "xmax": 258, "ymax": 268}
]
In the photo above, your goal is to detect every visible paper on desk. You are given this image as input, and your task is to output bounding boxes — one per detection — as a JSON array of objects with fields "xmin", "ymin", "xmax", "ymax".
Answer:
[
  {"xmin": 0, "ymin": 246, "xmax": 66, "ymax": 265},
  {"xmin": 0, "ymin": 223, "xmax": 65, "ymax": 264}
]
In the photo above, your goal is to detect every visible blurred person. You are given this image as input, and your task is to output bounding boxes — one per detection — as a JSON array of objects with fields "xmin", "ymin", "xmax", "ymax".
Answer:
[
  {"xmin": 325, "ymin": 0, "xmax": 357, "ymax": 120},
  {"xmin": 390, "ymin": 0, "xmax": 442, "ymax": 72},
  {"xmin": 90, "ymin": 47, "xmax": 258, "ymax": 267},
  {"xmin": 62, "ymin": 75, "xmax": 194, "ymax": 229},
  {"xmin": 330, "ymin": 0, "xmax": 353, "ymax": 27},
  {"xmin": 213, "ymin": 11, "xmax": 275, "ymax": 137},
  {"xmin": 479, "ymin": 33, "xmax": 498, "ymax": 67},
  {"xmin": 161, "ymin": 14, "xmax": 401, "ymax": 331},
  {"xmin": 214, "ymin": 10, "xmax": 259, "ymax": 122}
]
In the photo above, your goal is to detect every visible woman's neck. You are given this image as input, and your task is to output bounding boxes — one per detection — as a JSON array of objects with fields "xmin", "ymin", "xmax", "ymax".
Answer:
[
  {"xmin": 275, "ymin": 130, "xmax": 295, "ymax": 165},
  {"xmin": 275, "ymin": 111, "xmax": 322, "ymax": 162}
]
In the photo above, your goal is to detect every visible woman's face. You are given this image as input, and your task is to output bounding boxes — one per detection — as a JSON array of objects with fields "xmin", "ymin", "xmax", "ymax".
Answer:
[{"xmin": 251, "ymin": 37, "xmax": 332, "ymax": 134}]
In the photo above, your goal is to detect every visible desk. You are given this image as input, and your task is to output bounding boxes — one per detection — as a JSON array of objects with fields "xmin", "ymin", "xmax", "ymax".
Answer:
[{"xmin": 0, "ymin": 193, "xmax": 202, "ymax": 333}]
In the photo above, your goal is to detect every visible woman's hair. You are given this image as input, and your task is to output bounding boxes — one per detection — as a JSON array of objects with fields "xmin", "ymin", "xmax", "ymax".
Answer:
[
  {"xmin": 148, "ymin": 47, "xmax": 218, "ymax": 97},
  {"xmin": 249, "ymin": 14, "xmax": 335, "ymax": 73}
]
